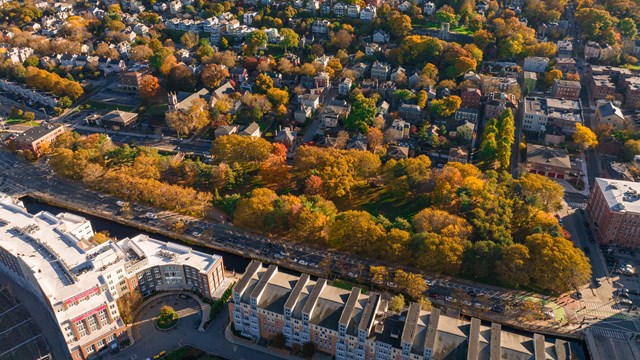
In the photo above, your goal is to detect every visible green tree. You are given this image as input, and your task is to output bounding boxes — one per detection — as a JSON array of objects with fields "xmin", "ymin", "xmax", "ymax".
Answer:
[
  {"xmin": 496, "ymin": 243, "xmax": 530, "ymax": 288},
  {"xmin": 345, "ymin": 94, "xmax": 377, "ymax": 132},
  {"xmin": 280, "ymin": 28, "xmax": 299, "ymax": 52},
  {"xmin": 619, "ymin": 18, "xmax": 638, "ymax": 39},
  {"xmin": 622, "ymin": 139, "xmax": 640, "ymax": 161},
  {"xmin": 496, "ymin": 109, "xmax": 515, "ymax": 170},
  {"xmin": 462, "ymin": 241, "xmax": 501, "ymax": 279}
]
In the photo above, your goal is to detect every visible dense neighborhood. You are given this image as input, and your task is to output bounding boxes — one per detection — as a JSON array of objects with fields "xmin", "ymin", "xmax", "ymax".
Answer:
[{"xmin": 1, "ymin": 0, "xmax": 640, "ymax": 358}]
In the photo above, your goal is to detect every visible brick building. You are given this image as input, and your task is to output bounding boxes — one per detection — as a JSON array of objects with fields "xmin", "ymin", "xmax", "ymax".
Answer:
[
  {"xmin": 460, "ymin": 88, "xmax": 482, "ymax": 110},
  {"xmin": 551, "ymin": 80, "xmax": 581, "ymax": 100},
  {"xmin": 14, "ymin": 124, "xmax": 66, "ymax": 157},
  {"xmin": 586, "ymin": 178, "xmax": 640, "ymax": 246},
  {"xmin": 589, "ymin": 75, "xmax": 616, "ymax": 102}
]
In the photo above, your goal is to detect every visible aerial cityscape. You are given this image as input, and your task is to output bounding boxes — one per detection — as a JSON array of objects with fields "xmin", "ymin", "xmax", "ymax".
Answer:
[{"xmin": 0, "ymin": 0, "xmax": 639, "ymax": 358}]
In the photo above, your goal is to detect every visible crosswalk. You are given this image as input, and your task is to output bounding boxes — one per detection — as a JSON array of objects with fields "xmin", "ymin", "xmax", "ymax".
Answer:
[
  {"xmin": 567, "ymin": 202, "xmax": 587, "ymax": 210},
  {"xmin": 588, "ymin": 327, "xmax": 629, "ymax": 340}
]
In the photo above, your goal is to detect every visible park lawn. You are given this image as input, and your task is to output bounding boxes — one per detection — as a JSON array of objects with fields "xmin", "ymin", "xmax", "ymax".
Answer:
[
  {"xmin": 86, "ymin": 101, "xmax": 134, "ymax": 112},
  {"xmin": 140, "ymin": 103, "xmax": 169, "ymax": 118},
  {"xmin": 5, "ymin": 118, "xmax": 39, "ymax": 126},
  {"xmin": 334, "ymin": 184, "xmax": 428, "ymax": 220},
  {"xmin": 332, "ymin": 279, "xmax": 368, "ymax": 293}
]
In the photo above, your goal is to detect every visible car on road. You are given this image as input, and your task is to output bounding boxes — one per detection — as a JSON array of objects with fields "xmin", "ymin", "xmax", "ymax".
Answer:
[
  {"xmin": 98, "ymin": 194, "xmax": 106, "ymax": 199},
  {"xmin": 467, "ymin": 290, "xmax": 478, "ymax": 297},
  {"xmin": 299, "ymin": 260, "xmax": 308, "ymax": 266},
  {"xmin": 445, "ymin": 296, "xmax": 453, "ymax": 302},
  {"xmin": 309, "ymin": 262, "xmax": 318, "ymax": 268},
  {"xmin": 116, "ymin": 200, "xmax": 125, "ymax": 206},
  {"xmin": 280, "ymin": 251, "xmax": 290, "ymax": 256},
  {"xmin": 274, "ymin": 253, "xmax": 283, "ymax": 259},
  {"xmin": 387, "ymin": 282, "xmax": 397, "ymax": 288},
  {"xmin": 425, "ymin": 279, "xmax": 435, "ymax": 286},
  {"xmin": 619, "ymin": 298, "xmax": 633, "ymax": 306},
  {"xmin": 594, "ymin": 279, "xmax": 601, "ymax": 287},
  {"xmin": 472, "ymin": 302, "xmax": 482, "ymax": 308},
  {"xmin": 571, "ymin": 292, "xmax": 583, "ymax": 300},
  {"xmin": 192, "ymin": 231, "xmax": 201, "ymax": 238},
  {"xmin": 491, "ymin": 305, "xmax": 505, "ymax": 313},
  {"xmin": 462, "ymin": 300, "xmax": 472, "ymax": 306},
  {"xmin": 428, "ymin": 293, "xmax": 440, "ymax": 300}
]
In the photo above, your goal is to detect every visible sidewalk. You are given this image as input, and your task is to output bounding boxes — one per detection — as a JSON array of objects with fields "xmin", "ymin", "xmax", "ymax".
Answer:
[{"xmin": 224, "ymin": 325, "xmax": 300, "ymax": 360}]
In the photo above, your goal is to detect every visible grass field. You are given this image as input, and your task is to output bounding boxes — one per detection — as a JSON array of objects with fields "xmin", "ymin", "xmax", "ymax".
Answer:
[{"xmin": 4, "ymin": 118, "xmax": 39, "ymax": 127}]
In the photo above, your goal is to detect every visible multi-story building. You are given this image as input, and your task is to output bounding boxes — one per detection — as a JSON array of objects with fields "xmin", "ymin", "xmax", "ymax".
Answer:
[
  {"xmin": 586, "ymin": 178, "xmax": 640, "ymax": 246},
  {"xmin": 359, "ymin": 5, "xmax": 376, "ymax": 21},
  {"xmin": 589, "ymin": 75, "xmax": 616, "ymax": 101},
  {"xmin": 231, "ymin": 261, "xmax": 582, "ymax": 360},
  {"xmin": 460, "ymin": 88, "xmax": 482, "ymax": 110},
  {"xmin": 371, "ymin": 61, "xmax": 391, "ymax": 81},
  {"xmin": 551, "ymin": 79, "xmax": 581, "ymax": 100},
  {"xmin": 594, "ymin": 101, "xmax": 628, "ymax": 130},
  {"xmin": 0, "ymin": 194, "xmax": 226, "ymax": 359},
  {"xmin": 525, "ymin": 144, "xmax": 572, "ymax": 179},
  {"xmin": 622, "ymin": 77, "xmax": 640, "ymax": 108},
  {"xmin": 523, "ymin": 97, "xmax": 548, "ymax": 134},
  {"xmin": 523, "ymin": 56, "xmax": 550, "ymax": 73},
  {"xmin": 546, "ymin": 98, "xmax": 583, "ymax": 134},
  {"xmin": 14, "ymin": 124, "xmax": 66, "ymax": 157},
  {"xmin": 484, "ymin": 92, "xmax": 517, "ymax": 121},
  {"xmin": 556, "ymin": 40, "xmax": 573, "ymax": 58},
  {"xmin": 555, "ymin": 58, "xmax": 577, "ymax": 74}
]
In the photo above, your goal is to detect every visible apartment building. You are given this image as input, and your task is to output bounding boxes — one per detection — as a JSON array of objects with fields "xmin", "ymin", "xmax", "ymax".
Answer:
[
  {"xmin": 231, "ymin": 261, "xmax": 581, "ymax": 360},
  {"xmin": 523, "ymin": 97, "xmax": 548, "ymax": 133},
  {"xmin": 0, "ymin": 194, "xmax": 225, "ymax": 359},
  {"xmin": 551, "ymin": 80, "xmax": 581, "ymax": 100},
  {"xmin": 587, "ymin": 178, "xmax": 640, "ymax": 246},
  {"xmin": 14, "ymin": 124, "xmax": 66, "ymax": 157},
  {"xmin": 622, "ymin": 77, "xmax": 640, "ymax": 108},
  {"xmin": 589, "ymin": 75, "xmax": 616, "ymax": 101},
  {"xmin": 484, "ymin": 92, "xmax": 517, "ymax": 121}
]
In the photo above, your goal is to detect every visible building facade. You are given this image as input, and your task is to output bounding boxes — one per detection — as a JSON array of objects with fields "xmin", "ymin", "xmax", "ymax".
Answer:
[
  {"xmin": 586, "ymin": 178, "xmax": 640, "ymax": 246},
  {"xmin": 14, "ymin": 124, "xmax": 66, "ymax": 157},
  {"xmin": 0, "ymin": 194, "xmax": 225, "ymax": 359},
  {"xmin": 230, "ymin": 261, "xmax": 582, "ymax": 360}
]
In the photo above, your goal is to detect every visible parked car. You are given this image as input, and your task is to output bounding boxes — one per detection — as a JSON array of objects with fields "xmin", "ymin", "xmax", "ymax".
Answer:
[
  {"xmin": 387, "ymin": 282, "xmax": 397, "ymax": 288},
  {"xmin": 571, "ymin": 292, "xmax": 583, "ymax": 300},
  {"xmin": 467, "ymin": 290, "xmax": 479, "ymax": 297},
  {"xmin": 491, "ymin": 305, "xmax": 505, "ymax": 313},
  {"xmin": 299, "ymin": 260, "xmax": 308, "ymax": 266}
]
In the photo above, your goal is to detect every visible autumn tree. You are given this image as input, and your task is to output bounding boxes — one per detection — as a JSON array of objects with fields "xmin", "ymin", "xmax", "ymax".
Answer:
[
  {"xmin": 412, "ymin": 208, "xmax": 472, "ymax": 239},
  {"xmin": 389, "ymin": 13, "xmax": 413, "ymax": 38},
  {"xmin": 200, "ymin": 64, "xmax": 229, "ymax": 89},
  {"xmin": 394, "ymin": 269, "xmax": 427, "ymax": 300},
  {"xmin": 544, "ymin": 69, "xmax": 563, "ymax": 87},
  {"xmin": 138, "ymin": 74, "xmax": 161, "ymax": 101},
  {"xmin": 266, "ymin": 88, "xmax": 290, "ymax": 107},
  {"xmin": 515, "ymin": 173, "xmax": 564, "ymax": 212},
  {"xmin": 366, "ymin": 128, "xmax": 383, "ymax": 151},
  {"xmin": 412, "ymin": 232, "xmax": 465, "ymax": 274},
  {"xmin": 370, "ymin": 266, "xmax": 389, "ymax": 285},
  {"xmin": 255, "ymin": 73, "xmax": 274, "ymax": 93},
  {"xmin": 573, "ymin": 123, "xmax": 598, "ymax": 149},
  {"xmin": 211, "ymin": 134, "xmax": 273, "ymax": 168},
  {"xmin": 496, "ymin": 243, "xmax": 530, "ymax": 288},
  {"xmin": 524, "ymin": 233, "xmax": 591, "ymax": 293},
  {"xmin": 130, "ymin": 45, "xmax": 154, "ymax": 61},
  {"xmin": 328, "ymin": 210, "xmax": 386, "ymax": 256},
  {"xmin": 389, "ymin": 294, "xmax": 405, "ymax": 312},
  {"xmin": 478, "ymin": 118, "xmax": 498, "ymax": 170},
  {"xmin": 151, "ymin": 47, "xmax": 177, "ymax": 75},
  {"xmin": 165, "ymin": 98, "xmax": 210, "ymax": 137},
  {"xmin": 430, "ymin": 95, "xmax": 461, "ymax": 117},
  {"xmin": 167, "ymin": 64, "xmax": 196, "ymax": 92},
  {"xmin": 233, "ymin": 188, "xmax": 278, "ymax": 229}
]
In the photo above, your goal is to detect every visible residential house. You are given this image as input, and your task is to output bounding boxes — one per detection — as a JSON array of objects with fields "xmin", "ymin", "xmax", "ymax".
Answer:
[
  {"xmin": 523, "ymin": 56, "xmax": 549, "ymax": 73},
  {"xmin": 214, "ymin": 125, "xmax": 239, "ymax": 138},
  {"xmin": 365, "ymin": 43, "xmax": 381, "ymax": 56},
  {"xmin": 523, "ymin": 97, "xmax": 548, "ymax": 134},
  {"xmin": 372, "ymin": 30, "xmax": 390, "ymax": 44},
  {"xmin": 338, "ymin": 78, "xmax": 352, "ymax": 95},
  {"xmin": 243, "ymin": 11, "xmax": 257, "ymax": 25},
  {"xmin": 274, "ymin": 127, "xmax": 297, "ymax": 148},
  {"xmin": 370, "ymin": 61, "xmax": 390, "ymax": 81},
  {"xmin": 333, "ymin": 3, "xmax": 347, "ymax": 17},
  {"xmin": 320, "ymin": 100, "xmax": 351, "ymax": 128},
  {"xmin": 390, "ymin": 66, "xmax": 406, "ymax": 84},
  {"xmin": 311, "ymin": 20, "xmax": 330, "ymax": 34},
  {"xmin": 595, "ymin": 101, "xmax": 628, "ymax": 130},
  {"xmin": 525, "ymin": 144, "xmax": 572, "ymax": 179},
  {"xmin": 387, "ymin": 119, "xmax": 410, "ymax": 141},
  {"xmin": 347, "ymin": 133, "xmax": 368, "ymax": 151},
  {"xmin": 398, "ymin": 104, "xmax": 423, "ymax": 123},
  {"xmin": 398, "ymin": 1, "xmax": 412, "ymax": 12},
  {"xmin": 320, "ymin": 2, "xmax": 332, "ymax": 15},
  {"xmin": 481, "ymin": 76, "xmax": 519, "ymax": 94},
  {"xmin": 523, "ymin": 71, "xmax": 537, "ymax": 94},
  {"xmin": 314, "ymin": 72, "xmax": 331, "ymax": 89},
  {"xmin": 388, "ymin": 145, "xmax": 409, "ymax": 159},
  {"xmin": 294, "ymin": 105, "xmax": 313, "ymax": 124},
  {"xmin": 347, "ymin": 4, "xmax": 360, "ymax": 17},
  {"xmin": 350, "ymin": 63, "xmax": 369, "ymax": 79},
  {"xmin": 448, "ymin": 146, "xmax": 469, "ymax": 163},
  {"xmin": 360, "ymin": 5, "xmax": 376, "ymax": 21},
  {"xmin": 239, "ymin": 122, "xmax": 262, "ymax": 139},
  {"xmin": 230, "ymin": 67, "xmax": 249, "ymax": 83},
  {"xmin": 298, "ymin": 94, "xmax": 320, "ymax": 109},
  {"xmin": 460, "ymin": 88, "xmax": 482, "ymax": 110},
  {"xmin": 423, "ymin": 2, "xmax": 436, "ymax": 15},
  {"xmin": 585, "ymin": 41, "xmax": 614, "ymax": 60},
  {"xmin": 455, "ymin": 120, "xmax": 475, "ymax": 140},
  {"xmin": 551, "ymin": 80, "xmax": 581, "ymax": 100}
]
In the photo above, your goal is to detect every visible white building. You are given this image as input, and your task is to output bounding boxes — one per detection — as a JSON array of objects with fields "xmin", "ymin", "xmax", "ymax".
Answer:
[
  {"xmin": 0, "ymin": 194, "xmax": 226, "ymax": 360},
  {"xmin": 360, "ymin": 5, "xmax": 376, "ymax": 21}
]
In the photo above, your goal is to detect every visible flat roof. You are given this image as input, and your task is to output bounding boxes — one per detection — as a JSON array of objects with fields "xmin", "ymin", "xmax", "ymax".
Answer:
[
  {"xmin": 526, "ymin": 144, "xmax": 571, "ymax": 170},
  {"xmin": 595, "ymin": 178, "xmax": 640, "ymax": 214}
]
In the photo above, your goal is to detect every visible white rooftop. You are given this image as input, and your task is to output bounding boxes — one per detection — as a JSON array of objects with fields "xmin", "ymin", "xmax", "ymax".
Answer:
[{"xmin": 595, "ymin": 178, "xmax": 640, "ymax": 214}]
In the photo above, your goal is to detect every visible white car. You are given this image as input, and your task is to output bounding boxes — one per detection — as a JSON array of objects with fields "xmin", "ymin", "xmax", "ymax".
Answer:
[
  {"xmin": 309, "ymin": 262, "xmax": 318, "ymax": 268},
  {"xmin": 462, "ymin": 300, "xmax": 472, "ymax": 306},
  {"xmin": 445, "ymin": 296, "xmax": 453, "ymax": 302},
  {"xmin": 274, "ymin": 253, "xmax": 283, "ymax": 259},
  {"xmin": 116, "ymin": 200, "xmax": 125, "ymax": 206},
  {"xmin": 348, "ymin": 272, "xmax": 357, "ymax": 278},
  {"xmin": 387, "ymin": 282, "xmax": 397, "ymax": 288},
  {"xmin": 192, "ymin": 232, "xmax": 201, "ymax": 238},
  {"xmin": 299, "ymin": 260, "xmax": 308, "ymax": 266}
]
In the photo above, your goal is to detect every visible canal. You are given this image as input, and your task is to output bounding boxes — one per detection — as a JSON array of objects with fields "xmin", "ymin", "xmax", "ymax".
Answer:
[{"xmin": 21, "ymin": 196, "xmax": 252, "ymax": 273}]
